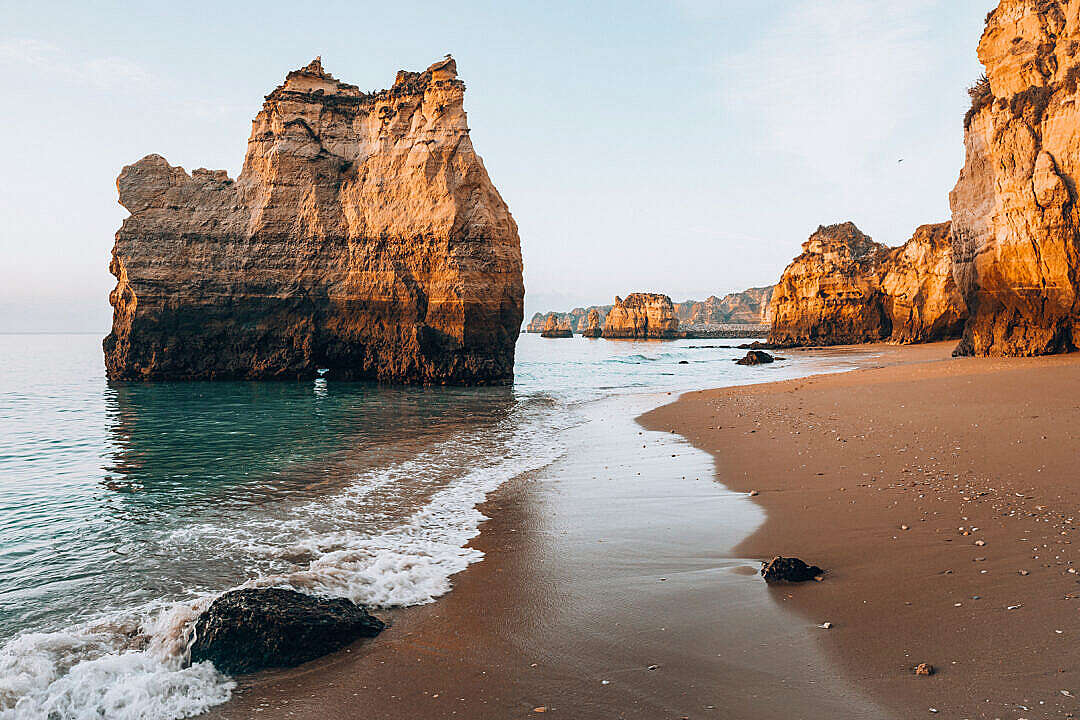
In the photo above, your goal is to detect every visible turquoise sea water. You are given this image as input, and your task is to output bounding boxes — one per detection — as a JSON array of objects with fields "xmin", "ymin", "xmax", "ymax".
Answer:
[{"xmin": 0, "ymin": 332, "xmax": 855, "ymax": 719}]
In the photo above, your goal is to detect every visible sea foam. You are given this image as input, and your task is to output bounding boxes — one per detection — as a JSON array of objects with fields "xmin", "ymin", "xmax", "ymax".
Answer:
[{"xmin": 0, "ymin": 406, "xmax": 568, "ymax": 720}]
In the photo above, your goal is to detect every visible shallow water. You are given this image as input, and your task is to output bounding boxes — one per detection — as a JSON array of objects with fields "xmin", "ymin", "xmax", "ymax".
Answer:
[{"xmin": 0, "ymin": 332, "xmax": 863, "ymax": 719}]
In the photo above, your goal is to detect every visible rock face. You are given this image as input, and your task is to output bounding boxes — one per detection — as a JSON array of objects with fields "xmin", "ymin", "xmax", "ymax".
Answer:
[
  {"xmin": 581, "ymin": 308, "xmax": 603, "ymax": 337},
  {"xmin": 189, "ymin": 588, "xmax": 384, "ymax": 674},
  {"xmin": 602, "ymin": 293, "xmax": 679, "ymax": 339},
  {"xmin": 540, "ymin": 312, "xmax": 573, "ymax": 338},
  {"xmin": 676, "ymin": 286, "xmax": 775, "ymax": 325},
  {"xmin": 768, "ymin": 222, "xmax": 966, "ymax": 347},
  {"xmin": 104, "ymin": 57, "xmax": 523, "ymax": 383},
  {"xmin": 950, "ymin": 1, "xmax": 1080, "ymax": 356}
]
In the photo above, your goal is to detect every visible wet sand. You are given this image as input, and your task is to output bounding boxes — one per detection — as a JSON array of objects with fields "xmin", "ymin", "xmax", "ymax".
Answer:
[
  {"xmin": 641, "ymin": 341, "xmax": 1080, "ymax": 719},
  {"xmin": 210, "ymin": 390, "xmax": 885, "ymax": 719}
]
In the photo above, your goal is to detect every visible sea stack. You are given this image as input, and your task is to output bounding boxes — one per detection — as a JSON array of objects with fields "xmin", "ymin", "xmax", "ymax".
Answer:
[
  {"xmin": 602, "ymin": 293, "xmax": 679, "ymax": 339},
  {"xmin": 581, "ymin": 308, "xmax": 603, "ymax": 337},
  {"xmin": 768, "ymin": 222, "xmax": 966, "ymax": 347},
  {"xmin": 104, "ymin": 56, "xmax": 523, "ymax": 384},
  {"xmin": 540, "ymin": 313, "xmax": 573, "ymax": 338},
  {"xmin": 950, "ymin": 0, "xmax": 1080, "ymax": 356}
]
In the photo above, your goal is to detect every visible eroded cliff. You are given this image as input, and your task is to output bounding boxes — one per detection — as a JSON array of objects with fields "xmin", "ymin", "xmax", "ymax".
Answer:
[
  {"xmin": 602, "ymin": 293, "xmax": 679, "ymax": 339},
  {"xmin": 540, "ymin": 313, "xmax": 573, "ymax": 338},
  {"xmin": 676, "ymin": 286, "xmax": 775, "ymax": 326},
  {"xmin": 768, "ymin": 222, "xmax": 966, "ymax": 347},
  {"xmin": 950, "ymin": 0, "xmax": 1080, "ymax": 356},
  {"xmin": 105, "ymin": 57, "xmax": 523, "ymax": 383},
  {"xmin": 581, "ymin": 308, "xmax": 603, "ymax": 338}
]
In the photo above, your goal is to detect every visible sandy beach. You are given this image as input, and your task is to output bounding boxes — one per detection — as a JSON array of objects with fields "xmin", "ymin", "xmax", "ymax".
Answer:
[
  {"xmin": 209, "ymin": 386, "xmax": 885, "ymax": 719},
  {"xmin": 205, "ymin": 340, "xmax": 1080, "ymax": 719},
  {"xmin": 643, "ymin": 341, "xmax": 1080, "ymax": 719}
]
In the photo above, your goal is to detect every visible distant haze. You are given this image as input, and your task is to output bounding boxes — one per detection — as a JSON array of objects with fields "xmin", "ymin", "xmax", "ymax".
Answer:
[{"xmin": 0, "ymin": 0, "xmax": 993, "ymax": 332}]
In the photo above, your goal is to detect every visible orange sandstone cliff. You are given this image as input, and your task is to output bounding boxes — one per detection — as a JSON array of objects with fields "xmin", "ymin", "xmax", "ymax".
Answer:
[
  {"xmin": 104, "ymin": 57, "xmax": 523, "ymax": 383},
  {"xmin": 540, "ymin": 313, "xmax": 573, "ymax": 338},
  {"xmin": 602, "ymin": 293, "xmax": 679, "ymax": 339},
  {"xmin": 951, "ymin": 0, "xmax": 1080, "ymax": 355},
  {"xmin": 768, "ymin": 222, "xmax": 966, "ymax": 347},
  {"xmin": 581, "ymin": 308, "xmax": 603, "ymax": 338},
  {"xmin": 675, "ymin": 286, "xmax": 775, "ymax": 326}
]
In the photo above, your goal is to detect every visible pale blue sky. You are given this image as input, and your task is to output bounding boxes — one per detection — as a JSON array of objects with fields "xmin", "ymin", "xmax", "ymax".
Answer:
[{"xmin": 0, "ymin": 0, "xmax": 993, "ymax": 331}]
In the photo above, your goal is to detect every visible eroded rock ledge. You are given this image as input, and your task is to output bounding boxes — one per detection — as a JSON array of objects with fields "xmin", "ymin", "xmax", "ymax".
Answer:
[
  {"xmin": 104, "ymin": 56, "xmax": 523, "ymax": 383},
  {"xmin": 768, "ymin": 222, "xmax": 967, "ymax": 347}
]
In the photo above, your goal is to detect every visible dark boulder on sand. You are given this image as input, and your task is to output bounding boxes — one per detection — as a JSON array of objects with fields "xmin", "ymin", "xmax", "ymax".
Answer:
[
  {"xmin": 190, "ymin": 588, "xmax": 385, "ymax": 674},
  {"xmin": 760, "ymin": 556, "xmax": 824, "ymax": 584},
  {"xmin": 735, "ymin": 350, "xmax": 774, "ymax": 365}
]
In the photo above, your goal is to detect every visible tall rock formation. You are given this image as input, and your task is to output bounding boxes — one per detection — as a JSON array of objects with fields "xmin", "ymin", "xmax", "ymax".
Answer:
[
  {"xmin": 104, "ymin": 57, "xmax": 523, "ymax": 383},
  {"xmin": 602, "ymin": 293, "xmax": 679, "ymax": 339},
  {"xmin": 768, "ymin": 222, "xmax": 966, "ymax": 347},
  {"xmin": 540, "ymin": 313, "xmax": 573, "ymax": 338},
  {"xmin": 950, "ymin": 0, "xmax": 1080, "ymax": 356},
  {"xmin": 581, "ymin": 308, "xmax": 603, "ymax": 337}
]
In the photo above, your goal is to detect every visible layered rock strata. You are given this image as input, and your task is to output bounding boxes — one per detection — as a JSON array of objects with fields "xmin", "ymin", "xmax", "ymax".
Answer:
[
  {"xmin": 602, "ymin": 293, "xmax": 679, "ymax": 339},
  {"xmin": 540, "ymin": 313, "xmax": 573, "ymax": 338},
  {"xmin": 950, "ymin": 0, "xmax": 1080, "ymax": 355},
  {"xmin": 768, "ymin": 222, "xmax": 966, "ymax": 347},
  {"xmin": 104, "ymin": 57, "xmax": 523, "ymax": 383}
]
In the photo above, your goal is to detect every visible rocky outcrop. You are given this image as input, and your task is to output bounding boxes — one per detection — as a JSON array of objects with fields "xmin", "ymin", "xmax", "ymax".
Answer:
[
  {"xmin": 735, "ymin": 350, "xmax": 775, "ymax": 366},
  {"xmin": 189, "ymin": 588, "xmax": 384, "ymax": 674},
  {"xmin": 602, "ymin": 293, "xmax": 679, "ymax": 339},
  {"xmin": 526, "ymin": 313, "xmax": 546, "ymax": 333},
  {"xmin": 768, "ymin": 222, "xmax": 966, "ymax": 347},
  {"xmin": 527, "ymin": 305, "xmax": 610, "ymax": 334},
  {"xmin": 104, "ymin": 57, "xmax": 523, "ymax": 383},
  {"xmin": 950, "ymin": 1, "xmax": 1080, "ymax": 356},
  {"xmin": 581, "ymin": 308, "xmax": 603, "ymax": 337},
  {"xmin": 676, "ymin": 286, "xmax": 775, "ymax": 326},
  {"xmin": 540, "ymin": 312, "xmax": 573, "ymax": 338}
]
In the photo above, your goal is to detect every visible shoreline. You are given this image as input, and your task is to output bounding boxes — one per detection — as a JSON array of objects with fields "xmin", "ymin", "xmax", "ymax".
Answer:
[
  {"xmin": 641, "ymin": 341, "xmax": 1080, "ymax": 718},
  {"xmin": 208, "ymin": 369, "xmax": 888, "ymax": 719}
]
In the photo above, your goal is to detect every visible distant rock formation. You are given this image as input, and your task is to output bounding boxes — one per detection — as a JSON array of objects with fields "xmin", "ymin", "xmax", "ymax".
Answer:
[
  {"xmin": 526, "ymin": 313, "xmax": 546, "ymax": 333},
  {"xmin": 104, "ymin": 56, "xmax": 523, "ymax": 384},
  {"xmin": 950, "ymin": 0, "xmax": 1080, "ymax": 356},
  {"xmin": 525, "ymin": 305, "xmax": 611, "ymax": 333},
  {"xmin": 581, "ymin": 308, "xmax": 603, "ymax": 337},
  {"xmin": 676, "ymin": 286, "xmax": 775, "ymax": 326},
  {"xmin": 602, "ymin": 293, "xmax": 679, "ymax": 339},
  {"xmin": 768, "ymin": 222, "xmax": 966, "ymax": 347},
  {"xmin": 540, "ymin": 312, "xmax": 573, "ymax": 338}
]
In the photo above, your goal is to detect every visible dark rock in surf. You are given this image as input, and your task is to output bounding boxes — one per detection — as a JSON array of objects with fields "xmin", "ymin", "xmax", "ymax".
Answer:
[
  {"xmin": 735, "ymin": 350, "xmax": 774, "ymax": 365},
  {"xmin": 760, "ymin": 556, "xmax": 824, "ymax": 584},
  {"xmin": 189, "ymin": 588, "xmax": 385, "ymax": 674}
]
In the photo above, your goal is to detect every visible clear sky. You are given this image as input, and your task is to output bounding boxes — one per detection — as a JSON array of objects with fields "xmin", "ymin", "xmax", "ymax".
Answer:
[{"xmin": 0, "ymin": 0, "xmax": 993, "ymax": 332}]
